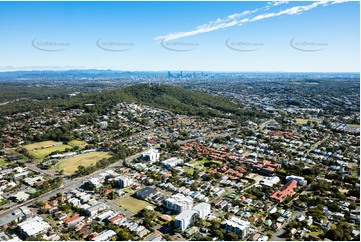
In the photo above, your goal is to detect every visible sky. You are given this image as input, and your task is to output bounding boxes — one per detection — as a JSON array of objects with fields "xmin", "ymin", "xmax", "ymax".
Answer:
[{"xmin": 0, "ymin": 0, "xmax": 359, "ymax": 72}]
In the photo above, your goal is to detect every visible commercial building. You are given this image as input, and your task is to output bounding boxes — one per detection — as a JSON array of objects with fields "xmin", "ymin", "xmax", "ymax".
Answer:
[
  {"xmin": 116, "ymin": 175, "xmax": 133, "ymax": 188},
  {"xmin": 286, "ymin": 175, "xmax": 307, "ymax": 186},
  {"xmin": 0, "ymin": 206, "xmax": 32, "ymax": 227},
  {"xmin": 192, "ymin": 202, "xmax": 211, "ymax": 219},
  {"xmin": 142, "ymin": 149, "xmax": 160, "ymax": 163},
  {"xmin": 86, "ymin": 203, "xmax": 108, "ymax": 217},
  {"xmin": 135, "ymin": 187, "xmax": 158, "ymax": 200},
  {"xmin": 164, "ymin": 193, "xmax": 193, "ymax": 214},
  {"xmin": 18, "ymin": 216, "xmax": 51, "ymax": 238},
  {"xmin": 260, "ymin": 176, "xmax": 281, "ymax": 187},
  {"xmin": 161, "ymin": 157, "xmax": 183, "ymax": 170},
  {"xmin": 270, "ymin": 180, "xmax": 298, "ymax": 202},
  {"xmin": 174, "ymin": 210, "xmax": 198, "ymax": 231},
  {"xmin": 91, "ymin": 230, "xmax": 116, "ymax": 241},
  {"xmin": 222, "ymin": 217, "xmax": 250, "ymax": 238}
]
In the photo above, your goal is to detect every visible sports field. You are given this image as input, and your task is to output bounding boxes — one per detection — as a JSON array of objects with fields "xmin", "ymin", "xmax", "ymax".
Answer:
[
  {"xmin": 114, "ymin": 196, "xmax": 154, "ymax": 214},
  {"xmin": 68, "ymin": 140, "xmax": 88, "ymax": 149},
  {"xmin": 54, "ymin": 151, "xmax": 110, "ymax": 174},
  {"xmin": 30, "ymin": 144, "xmax": 73, "ymax": 159},
  {"xmin": 23, "ymin": 141, "xmax": 60, "ymax": 151},
  {"xmin": 23, "ymin": 140, "xmax": 88, "ymax": 159},
  {"xmin": 295, "ymin": 119, "xmax": 320, "ymax": 125}
]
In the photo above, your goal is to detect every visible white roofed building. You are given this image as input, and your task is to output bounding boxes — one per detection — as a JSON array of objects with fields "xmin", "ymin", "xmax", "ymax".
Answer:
[
  {"xmin": 286, "ymin": 175, "xmax": 307, "ymax": 186},
  {"xmin": 18, "ymin": 216, "xmax": 51, "ymax": 238},
  {"xmin": 192, "ymin": 202, "xmax": 211, "ymax": 219},
  {"xmin": 174, "ymin": 210, "xmax": 198, "ymax": 231},
  {"xmin": 142, "ymin": 149, "xmax": 160, "ymax": 163},
  {"xmin": 222, "ymin": 217, "xmax": 250, "ymax": 238},
  {"xmin": 164, "ymin": 193, "xmax": 193, "ymax": 214},
  {"xmin": 91, "ymin": 230, "xmax": 116, "ymax": 241},
  {"xmin": 161, "ymin": 157, "xmax": 184, "ymax": 170}
]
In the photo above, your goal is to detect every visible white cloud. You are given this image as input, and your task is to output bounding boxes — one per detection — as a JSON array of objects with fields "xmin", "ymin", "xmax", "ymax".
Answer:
[
  {"xmin": 155, "ymin": 9, "xmax": 260, "ymax": 41},
  {"xmin": 268, "ymin": 1, "xmax": 289, "ymax": 7},
  {"xmin": 250, "ymin": 1, "xmax": 328, "ymax": 22},
  {"xmin": 155, "ymin": 1, "xmax": 349, "ymax": 41},
  {"xmin": 330, "ymin": 0, "xmax": 353, "ymax": 4}
]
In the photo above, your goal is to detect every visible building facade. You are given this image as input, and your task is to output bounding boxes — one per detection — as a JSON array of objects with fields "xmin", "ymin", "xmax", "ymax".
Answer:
[
  {"xmin": 116, "ymin": 175, "xmax": 133, "ymax": 188},
  {"xmin": 174, "ymin": 210, "xmax": 197, "ymax": 231},
  {"xmin": 223, "ymin": 217, "xmax": 250, "ymax": 238},
  {"xmin": 164, "ymin": 193, "xmax": 193, "ymax": 214},
  {"xmin": 192, "ymin": 202, "xmax": 211, "ymax": 219}
]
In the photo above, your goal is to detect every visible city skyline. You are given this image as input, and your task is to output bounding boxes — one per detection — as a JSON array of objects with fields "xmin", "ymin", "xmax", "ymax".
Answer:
[{"xmin": 0, "ymin": 0, "xmax": 359, "ymax": 72}]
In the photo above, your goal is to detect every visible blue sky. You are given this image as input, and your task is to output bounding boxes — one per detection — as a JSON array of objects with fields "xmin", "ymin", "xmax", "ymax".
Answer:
[{"xmin": 0, "ymin": 1, "xmax": 359, "ymax": 72}]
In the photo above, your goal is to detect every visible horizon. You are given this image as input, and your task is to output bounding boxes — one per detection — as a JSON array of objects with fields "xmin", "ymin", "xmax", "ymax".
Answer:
[
  {"xmin": 0, "ymin": 68, "xmax": 360, "ymax": 74},
  {"xmin": 0, "ymin": 0, "xmax": 359, "ymax": 72}
]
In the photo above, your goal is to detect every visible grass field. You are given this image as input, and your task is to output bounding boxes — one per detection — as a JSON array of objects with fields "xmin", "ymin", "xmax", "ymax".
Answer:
[
  {"xmin": 23, "ymin": 140, "xmax": 88, "ymax": 160},
  {"xmin": 54, "ymin": 152, "xmax": 110, "ymax": 174},
  {"xmin": 189, "ymin": 158, "xmax": 207, "ymax": 166},
  {"xmin": 23, "ymin": 141, "xmax": 60, "ymax": 151},
  {"xmin": 114, "ymin": 196, "xmax": 154, "ymax": 214},
  {"xmin": 184, "ymin": 168, "xmax": 195, "ymax": 175},
  {"xmin": 348, "ymin": 124, "xmax": 360, "ymax": 128},
  {"xmin": 68, "ymin": 140, "xmax": 88, "ymax": 149},
  {"xmin": 0, "ymin": 158, "xmax": 8, "ymax": 167},
  {"xmin": 30, "ymin": 144, "xmax": 73, "ymax": 159},
  {"xmin": 123, "ymin": 186, "xmax": 142, "ymax": 194},
  {"xmin": 295, "ymin": 119, "xmax": 321, "ymax": 125},
  {"xmin": 309, "ymin": 231, "xmax": 322, "ymax": 237}
]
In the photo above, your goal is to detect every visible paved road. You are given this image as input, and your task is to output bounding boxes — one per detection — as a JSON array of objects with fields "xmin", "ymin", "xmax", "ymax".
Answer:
[
  {"xmin": 0, "ymin": 135, "xmax": 217, "ymax": 218},
  {"xmin": 26, "ymin": 163, "xmax": 57, "ymax": 176},
  {"xmin": 270, "ymin": 211, "xmax": 305, "ymax": 241},
  {"xmin": 259, "ymin": 119, "xmax": 277, "ymax": 130},
  {"xmin": 0, "ymin": 147, "xmax": 149, "ymax": 217},
  {"xmin": 305, "ymin": 134, "xmax": 330, "ymax": 156}
]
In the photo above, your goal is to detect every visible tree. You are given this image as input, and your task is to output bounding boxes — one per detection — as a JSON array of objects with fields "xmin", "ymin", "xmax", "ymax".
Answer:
[
  {"xmin": 211, "ymin": 220, "xmax": 221, "ymax": 230},
  {"xmin": 324, "ymin": 229, "xmax": 343, "ymax": 241},
  {"xmin": 143, "ymin": 218, "xmax": 153, "ymax": 228},
  {"xmin": 117, "ymin": 228, "xmax": 131, "ymax": 240},
  {"xmin": 214, "ymin": 229, "xmax": 224, "ymax": 239},
  {"xmin": 35, "ymin": 201, "xmax": 46, "ymax": 208},
  {"xmin": 226, "ymin": 232, "xmax": 239, "ymax": 241}
]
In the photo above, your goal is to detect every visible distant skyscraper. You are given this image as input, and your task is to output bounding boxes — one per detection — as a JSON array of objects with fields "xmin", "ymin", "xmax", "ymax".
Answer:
[
  {"xmin": 167, "ymin": 71, "xmax": 171, "ymax": 78},
  {"xmin": 180, "ymin": 71, "xmax": 182, "ymax": 77}
]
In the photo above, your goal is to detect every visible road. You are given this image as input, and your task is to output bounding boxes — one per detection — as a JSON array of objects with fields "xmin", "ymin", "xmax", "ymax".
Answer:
[
  {"xmin": 25, "ymin": 163, "xmax": 57, "ymax": 176},
  {"xmin": 270, "ymin": 210, "xmax": 305, "ymax": 241},
  {"xmin": 0, "ymin": 147, "xmax": 149, "ymax": 217},
  {"xmin": 305, "ymin": 134, "xmax": 330, "ymax": 156},
  {"xmin": 259, "ymin": 119, "xmax": 277, "ymax": 130},
  {"xmin": 0, "ymin": 135, "xmax": 220, "ymax": 218}
]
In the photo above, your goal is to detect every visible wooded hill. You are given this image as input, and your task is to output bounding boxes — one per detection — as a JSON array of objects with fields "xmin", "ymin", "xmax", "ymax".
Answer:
[{"xmin": 0, "ymin": 83, "xmax": 267, "ymax": 120}]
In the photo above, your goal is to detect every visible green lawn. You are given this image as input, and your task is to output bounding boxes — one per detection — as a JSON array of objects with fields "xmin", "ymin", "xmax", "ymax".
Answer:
[
  {"xmin": 184, "ymin": 168, "xmax": 194, "ymax": 175},
  {"xmin": 348, "ymin": 124, "xmax": 360, "ymax": 128},
  {"xmin": 30, "ymin": 144, "xmax": 73, "ymax": 159},
  {"xmin": 23, "ymin": 140, "xmax": 88, "ymax": 160},
  {"xmin": 309, "ymin": 231, "xmax": 323, "ymax": 237},
  {"xmin": 68, "ymin": 140, "xmax": 88, "ymax": 149},
  {"xmin": 0, "ymin": 158, "xmax": 8, "ymax": 167},
  {"xmin": 23, "ymin": 141, "xmax": 60, "ymax": 151},
  {"xmin": 114, "ymin": 196, "xmax": 154, "ymax": 214},
  {"xmin": 54, "ymin": 152, "xmax": 111, "ymax": 174},
  {"xmin": 189, "ymin": 158, "xmax": 207, "ymax": 166},
  {"xmin": 295, "ymin": 119, "xmax": 321, "ymax": 125}
]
